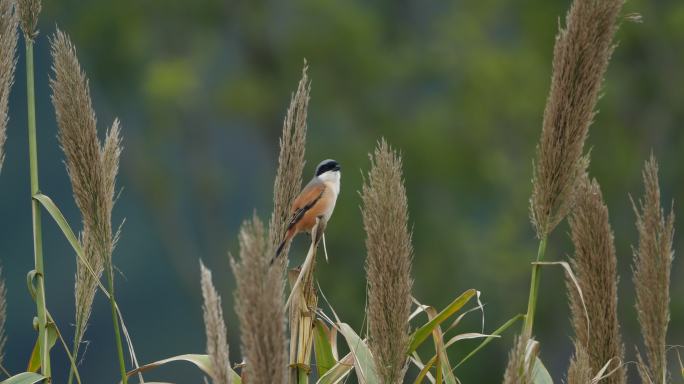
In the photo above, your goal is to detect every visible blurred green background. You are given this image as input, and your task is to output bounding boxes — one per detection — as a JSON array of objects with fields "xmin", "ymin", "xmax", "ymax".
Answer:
[{"xmin": 0, "ymin": 0, "xmax": 682, "ymax": 382}]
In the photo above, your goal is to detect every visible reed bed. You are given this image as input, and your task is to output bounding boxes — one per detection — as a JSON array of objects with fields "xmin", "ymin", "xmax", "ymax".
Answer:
[{"xmin": 0, "ymin": 0, "xmax": 678, "ymax": 383}]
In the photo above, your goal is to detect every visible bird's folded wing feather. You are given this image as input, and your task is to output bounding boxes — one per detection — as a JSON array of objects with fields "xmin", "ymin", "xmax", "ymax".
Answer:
[{"xmin": 287, "ymin": 183, "xmax": 326, "ymax": 230}]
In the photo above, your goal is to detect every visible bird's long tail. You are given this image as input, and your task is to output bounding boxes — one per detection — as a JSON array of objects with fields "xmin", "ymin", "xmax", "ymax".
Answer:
[{"xmin": 271, "ymin": 230, "xmax": 292, "ymax": 265}]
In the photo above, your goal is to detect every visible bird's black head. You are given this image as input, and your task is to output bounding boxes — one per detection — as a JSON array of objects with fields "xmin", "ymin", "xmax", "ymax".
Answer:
[{"xmin": 315, "ymin": 159, "xmax": 341, "ymax": 176}]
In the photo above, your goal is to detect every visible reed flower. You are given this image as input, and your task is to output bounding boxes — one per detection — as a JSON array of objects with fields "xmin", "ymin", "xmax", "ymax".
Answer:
[
  {"xmin": 17, "ymin": 0, "xmax": 39, "ymax": 40},
  {"xmin": 530, "ymin": 0, "xmax": 624, "ymax": 238},
  {"xmin": 0, "ymin": 268, "xmax": 6, "ymax": 365},
  {"xmin": 362, "ymin": 139, "xmax": 413, "ymax": 384},
  {"xmin": 502, "ymin": 335, "xmax": 534, "ymax": 384},
  {"xmin": 632, "ymin": 155, "xmax": 675, "ymax": 384},
  {"xmin": 268, "ymin": 62, "xmax": 310, "ymax": 260},
  {"xmin": 50, "ymin": 29, "xmax": 121, "ymax": 356},
  {"xmin": 0, "ymin": 0, "xmax": 18, "ymax": 172},
  {"xmin": 566, "ymin": 344, "xmax": 593, "ymax": 384},
  {"xmin": 231, "ymin": 215, "xmax": 287, "ymax": 384},
  {"xmin": 567, "ymin": 175, "xmax": 625, "ymax": 384},
  {"xmin": 200, "ymin": 261, "xmax": 231, "ymax": 384}
]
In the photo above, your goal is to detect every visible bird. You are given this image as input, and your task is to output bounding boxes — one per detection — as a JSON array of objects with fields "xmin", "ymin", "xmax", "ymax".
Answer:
[{"xmin": 273, "ymin": 159, "xmax": 341, "ymax": 261}]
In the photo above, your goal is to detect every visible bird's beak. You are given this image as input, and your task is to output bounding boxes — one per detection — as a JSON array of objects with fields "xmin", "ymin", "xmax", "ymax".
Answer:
[{"xmin": 333, "ymin": 165, "xmax": 341, "ymax": 172}]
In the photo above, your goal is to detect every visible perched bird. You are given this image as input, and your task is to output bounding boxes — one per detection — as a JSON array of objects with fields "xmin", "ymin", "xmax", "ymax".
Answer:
[{"xmin": 274, "ymin": 159, "xmax": 341, "ymax": 261}]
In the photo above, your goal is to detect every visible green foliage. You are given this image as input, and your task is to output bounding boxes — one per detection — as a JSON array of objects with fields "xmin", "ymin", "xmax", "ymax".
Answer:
[{"xmin": 0, "ymin": 372, "xmax": 45, "ymax": 384}]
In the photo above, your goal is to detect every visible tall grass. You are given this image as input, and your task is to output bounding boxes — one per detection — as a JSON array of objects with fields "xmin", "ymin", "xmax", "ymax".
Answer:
[
  {"xmin": 50, "ymin": 29, "xmax": 126, "ymax": 384},
  {"xmin": 523, "ymin": 0, "xmax": 624, "ymax": 338},
  {"xmin": 200, "ymin": 261, "xmax": 232, "ymax": 384},
  {"xmin": 362, "ymin": 139, "xmax": 413, "ymax": 384},
  {"xmin": 17, "ymin": 0, "xmax": 51, "ymax": 378},
  {"xmin": 632, "ymin": 155, "xmax": 675, "ymax": 384},
  {"xmin": 0, "ymin": 2, "xmax": 680, "ymax": 384},
  {"xmin": 269, "ymin": 62, "xmax": 310, "ymax": 261},
  {"xmin": 0, "ymin": 0, "xmax": 18, "ymax": 173},
  {"xmin": 231, "ymin": 216, "xmax": 288, "ymax": 384},
  {"xmin": 567, "ymin": 176, "xmax": 626, "ymax": 384}
]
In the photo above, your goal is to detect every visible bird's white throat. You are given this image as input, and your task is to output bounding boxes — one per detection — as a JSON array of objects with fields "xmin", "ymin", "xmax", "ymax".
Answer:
[{"xmin": 318, "ymin": 170, "xmax": 341, "ymax": 195}]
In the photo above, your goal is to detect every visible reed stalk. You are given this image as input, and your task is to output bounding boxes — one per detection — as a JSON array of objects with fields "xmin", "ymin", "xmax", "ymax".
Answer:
[
  {"xmin": 523, "ymin": 238, "xmax": 547, "ymax": 338},
  {"xmin": 50, "ymin": 29, "xmax": 126, "ymax": 384},
  {"xmin": 288, "ymin": 262, "xmax": 317, "ymax": 384},
  {"xmin": 523, "ymin": 0, "xmax": 624, "ymax": 337},
  {"xmin": 18, "ymin": 0, "xmax": 50, "ymax": 375}
]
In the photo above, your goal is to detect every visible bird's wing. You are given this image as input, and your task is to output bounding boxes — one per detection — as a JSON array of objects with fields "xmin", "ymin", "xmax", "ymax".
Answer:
[{"xmin": 287, "ymin": 182, "xmax": 326, "ymax": 231}]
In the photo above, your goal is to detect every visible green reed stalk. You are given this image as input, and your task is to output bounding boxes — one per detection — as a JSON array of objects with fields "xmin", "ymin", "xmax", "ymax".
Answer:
[
  {"xmin": 107, "ymin": 271, "xmax": 127, "ymax": 384},
  {"xmin": 25, "ymin": 37, "xmax": 51, "ymax": 380},
  {"xmin": 523, "ymin": 237, "xmax": 547, "ymax": 337},
  {"xmin": 66, "ymin": 329, "xmax": 79, "ymax": 384}
]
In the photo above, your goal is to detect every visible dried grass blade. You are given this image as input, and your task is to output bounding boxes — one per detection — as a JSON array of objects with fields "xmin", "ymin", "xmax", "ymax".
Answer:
[
  {"xmin": 532, "ymin": 261, "xmax": 590, "ymax": 338},
  {"xmin": 407, "ymin": 289, "xmax": 476, "ymax": 353}
]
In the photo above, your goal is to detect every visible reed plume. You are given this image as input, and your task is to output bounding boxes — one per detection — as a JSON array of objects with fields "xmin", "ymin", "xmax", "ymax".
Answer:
[
  {"xmin": 530, "ymin": 0, "xmax": 624, "ymax": 238},
  {"xmin": 566, "ymin": 344, "xmax": 593, "ymax": 384},
  {"xmin": 0, "ymin": 268, "xmax": 6, "ymax": 365},
  {"xmin": 567, "ymin": 175, "xmax": 626, "ymax": 383},
  {"xmin": 502, "ymin": 335, "xmax": 534, "ymax": 384},
  {"xmin": 632, "ymin": 155, "xmax": 675, "ymax": 384},
  {"xmin": 200, "ymin": 261, "xmax": 232, "ymax": 384},
  {"xmin": 50, "ymin": 29, "xmax": 121, "ymax": 360},
  {"xmin": 231, "ymin": 215, "xmax": 287, "ymax": 384},
  {"xmin": 362, "ymin": 139, "xmax": 413, "ymax": 384},
  {"xmin": 268, "ymin": 62, "xmax": 310, "ymax": 259},
  {"xmin": 16, "ymin": 0, "xmax": 39, "ymax": 40},
  {"xmin": 0, "ymin": 0, "xmax": 18, "ymax": 172}
]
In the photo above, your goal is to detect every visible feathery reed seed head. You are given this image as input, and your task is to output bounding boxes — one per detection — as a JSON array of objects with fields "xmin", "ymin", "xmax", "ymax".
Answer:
[
  {"xmin": 503, "ymin": 335, "xmax": 534, "ymax": 384},
  {"xmin": 200, "ymin": 261, "xmax": 231, "ymax": 384},
  {"xmin": 567, "ymin": 344, "xmax": 593, "ymax": 384},
  {"xmin": 268, "ymin": 62, "xmax": 310, "ymax": 259},
  {"xmin": 633, "ymin": 155, "xmax": 674, "ymax": 384},
  {"xmin": 567, "ymin": 175, "xmax": 626, "ymax": 384},
  {"xmin": 362, "ymin": 139, "xmax": 413, "ymax": 384},
  {"xmin": 0, "ymin": 268, "xmax": 6, "ymax": 365},
  {"xmin": 50, "ymin": 29, "xmax": 122, "ymax": 353},
  {"xmin": 530, "ymin": 0, "xmax": 624, "ymax": 237},
  {"xmin": 232, "ymin": 215, "xmax": 287, "ymax": 384},
  {"xmin": 0, "ymin": 0, "xmax": 18, "ymax": 172},
  {"xmin": 17, "ymin": 0, "xmax": 39, "ymax": 39}
]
